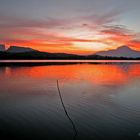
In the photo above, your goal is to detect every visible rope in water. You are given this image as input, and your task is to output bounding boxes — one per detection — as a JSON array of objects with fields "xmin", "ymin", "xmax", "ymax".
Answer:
[{"xmin": 56, "ymin": 80, "xmax": 78, "ymax": 140}]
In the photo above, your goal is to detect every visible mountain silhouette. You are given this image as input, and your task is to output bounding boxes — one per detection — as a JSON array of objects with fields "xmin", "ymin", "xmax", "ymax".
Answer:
[
  {"xmin": 0, "ymin": 45, "xmax": 140, "ymax": 60},
  {"xmin": 7, "ymin": 46, "xmax": 37, "ymax": 53},
  {"xmin": 96, "ymin": 46, "xmax": 140, "ymax": 58}
]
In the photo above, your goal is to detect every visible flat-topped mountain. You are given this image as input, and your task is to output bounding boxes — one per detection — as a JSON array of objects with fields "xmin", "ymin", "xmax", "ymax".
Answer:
[
  {"xmin": 95, "ymin": 46, "xmax": 140, "ymax": 58},
  {"xmin": 0, "ymin": 45, "xmax": 84, "ymax": 59},
  {"xmin": 7, "ymin": 46, "xmax": 37, "ymax": 53}
]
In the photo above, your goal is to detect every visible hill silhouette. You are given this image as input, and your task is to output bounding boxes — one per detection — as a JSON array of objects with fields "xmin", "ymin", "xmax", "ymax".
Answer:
[
  {"xmin": 96, "ymin": 46, "xmax": 140, "ymax": 58},
  {"xmin": 0, "ymin": 45, "xmax": 140, "ymax": 60}
]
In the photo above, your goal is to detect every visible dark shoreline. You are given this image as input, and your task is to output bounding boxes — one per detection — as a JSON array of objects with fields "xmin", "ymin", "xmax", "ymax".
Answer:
[{"xmin": 0, "ymin": 61, "xmax": 140, "ymax": 67}]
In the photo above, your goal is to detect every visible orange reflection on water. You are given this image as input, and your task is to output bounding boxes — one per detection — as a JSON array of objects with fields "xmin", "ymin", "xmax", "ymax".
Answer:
[{"xmin": 3, "ymin": 63, "xmax": 140, "ymax": 86}]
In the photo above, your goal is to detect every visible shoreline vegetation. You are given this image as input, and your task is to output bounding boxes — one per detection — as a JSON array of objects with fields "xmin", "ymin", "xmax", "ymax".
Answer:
[
  {"xmin": 0, "ymin": 51, "xmax": 140, "ymax": 60},
  {"xmin": 0, "ymin": 61, "xmax": 140, "ymax": 67}
]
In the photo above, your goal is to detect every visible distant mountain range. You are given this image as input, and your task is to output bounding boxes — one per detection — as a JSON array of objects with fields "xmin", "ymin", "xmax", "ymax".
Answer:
[
  {"xmin": 96, "ymin": 46, "xmax": 140, "ymax": 58},
  {"xmin": 0, "ymin": 45, "xmax": 140, "ymax": 60}
]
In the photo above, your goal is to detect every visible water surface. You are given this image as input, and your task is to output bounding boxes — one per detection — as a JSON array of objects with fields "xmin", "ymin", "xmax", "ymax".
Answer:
[{"xmin": 0, "ymin": 62, "xmax": 140, "ymax": 140}]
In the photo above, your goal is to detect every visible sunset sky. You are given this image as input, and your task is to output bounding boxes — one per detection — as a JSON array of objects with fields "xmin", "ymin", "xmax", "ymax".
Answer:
[{"xmin": 0, "ymin": 0, "xmax": 140, "ymax": 54}]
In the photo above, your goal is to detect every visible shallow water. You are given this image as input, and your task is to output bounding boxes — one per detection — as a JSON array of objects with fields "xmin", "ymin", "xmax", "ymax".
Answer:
[{"xmin": 0, "ymin": 62, "xmax": 140, "ymax": 140}]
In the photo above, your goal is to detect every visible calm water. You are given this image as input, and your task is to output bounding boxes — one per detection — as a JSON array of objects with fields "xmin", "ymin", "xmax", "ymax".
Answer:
[{"xmin": 0, "ymin": 61, "xmax": 140, "ymax": 140}]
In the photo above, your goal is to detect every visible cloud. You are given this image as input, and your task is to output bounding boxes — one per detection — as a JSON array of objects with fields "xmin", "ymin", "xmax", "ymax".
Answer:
[
  {"xmin": 0, "ymin": 14, "xmax": 69, "ymax": 29},
  {"xmin": 1, "ymin": 11, "xmax": 140, "ymax": 54},
  {"xmin": 99, "ymin": 25, "xmax": 140, "ymax": 49},
  {"xmin": 80, "ymin": 10, "xmax": 121, "ymax": 30}
]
